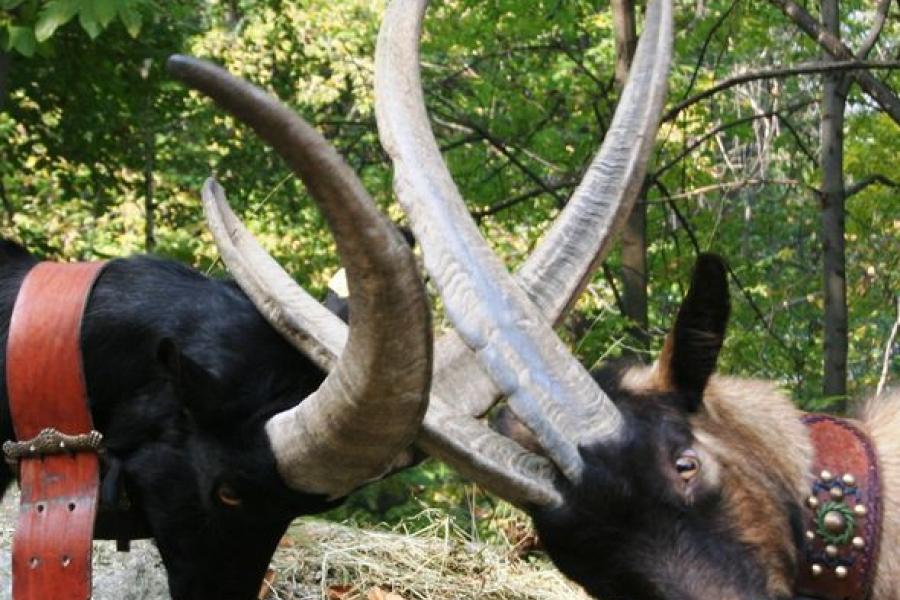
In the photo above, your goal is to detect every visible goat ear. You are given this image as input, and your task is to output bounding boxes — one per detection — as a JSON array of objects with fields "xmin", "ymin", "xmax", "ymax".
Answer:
[
  {"xmin": 657, "ymin": 254, "xmax": 730, "ymax": 412},
  {"xmin": 157, "ymin": 338, "xmax": 223, "ymax": 417}
]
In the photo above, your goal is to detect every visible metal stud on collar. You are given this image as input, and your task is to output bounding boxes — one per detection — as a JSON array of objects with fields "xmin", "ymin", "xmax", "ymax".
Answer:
[
  {"xmin": 804, "ymin": 470, "xmax": 865, "ymax": 579},
  {"xmin": 3, "ymin": 427, "xmax": 103, "ymax": 465}
]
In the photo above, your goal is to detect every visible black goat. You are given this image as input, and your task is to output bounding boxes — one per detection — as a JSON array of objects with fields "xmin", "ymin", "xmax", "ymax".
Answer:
[{"xmin": 0, "ymin": 55, "xmax": 431, "ymax": 600}]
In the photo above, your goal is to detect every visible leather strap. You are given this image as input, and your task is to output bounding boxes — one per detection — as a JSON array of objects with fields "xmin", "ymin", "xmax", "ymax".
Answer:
[
  {"xmin": 6, "ymin": 261, "xmax": 106, "ymax": 600},
  {"xmin": 795, "ymin": 414, "xmax": 882, "ymax": 600}
]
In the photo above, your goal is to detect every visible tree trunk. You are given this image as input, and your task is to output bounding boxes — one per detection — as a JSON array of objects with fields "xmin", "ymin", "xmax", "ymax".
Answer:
[
  {"xmin": 820, "ymin": 0, "xmax": 848, "ymax": 403},
  {"xmin": 142, "ymin": 68, "xmax": 156, "ymax": 252},
  {"xmin": 0, "ymin": 50, "xmax": 10, "ymax": 109},
  {"xmin": 612, "ymin": 0, "xmax": 650, "ymax": 355},
  {"xmin": 768, "ymin": 0, "xmax": 900, "ymax": 126},
  {"xmin": 611, "ymin": 0, "xmax": 637, "ymax": 87},
  {"xmin": 0, "ymin": 177, "xmax": 13, "ymax": 224},
  {"xmin": 144, "ymin": 127, "xmax": 155, "ymax": 252}
]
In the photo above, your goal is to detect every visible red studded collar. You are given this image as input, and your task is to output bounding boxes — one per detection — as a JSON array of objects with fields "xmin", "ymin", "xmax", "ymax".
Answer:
[{"xmin": 794, "ymin": 414, "xmax": 882, "ymax": 600}]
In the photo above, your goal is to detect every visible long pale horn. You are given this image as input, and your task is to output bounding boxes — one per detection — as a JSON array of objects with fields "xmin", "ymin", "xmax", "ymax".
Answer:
[
  {"xmin": 376, "ymin": 0, "xmax": 626, "ymax": 485},
  {"xmin": 375, "ymin": 0, "xmax": 673, "ymax": 504},
  {"xmin": 433, "ymin": 0, "xmax": 674, "ymax": 420},
  {"xmin": 167, "ymin": 56, "xmax": 432, "ymax": 499}
]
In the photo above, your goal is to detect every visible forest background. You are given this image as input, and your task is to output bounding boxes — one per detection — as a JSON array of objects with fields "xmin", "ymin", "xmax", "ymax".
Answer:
[{"xmin": 0, "ymin": 0, "xmax": 897, "ymax": 538}]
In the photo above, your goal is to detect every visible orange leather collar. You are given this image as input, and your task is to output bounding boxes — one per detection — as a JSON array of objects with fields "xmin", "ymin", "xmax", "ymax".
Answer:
[
  {"xmin": 4, "ymin": 261, "xmax": 106, "ymax": 600},
  {"xmin": 795, "ymin": 414, "xmax": 882, "ymax": 600}
]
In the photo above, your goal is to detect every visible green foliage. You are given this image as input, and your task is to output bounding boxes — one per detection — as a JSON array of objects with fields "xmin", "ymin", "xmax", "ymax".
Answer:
[
  {"xmin": 0, "ymin": 0, "xmax": 150, "ymax": 59},
  {"xmin": 327, "ymin": 460, "xmax": 529, "ymax": 546},
  {"xmin": 0, "ymin": 0, "xmax": 897, "ymax": 530}
]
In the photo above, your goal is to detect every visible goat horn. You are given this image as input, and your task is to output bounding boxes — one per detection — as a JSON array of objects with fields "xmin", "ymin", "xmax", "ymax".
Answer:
[
  {"xmin": 375, "ymin": 0, "xmax": 626, "ymax": 486},
  {"xmin": 167, "ymin": 56, "xmax": 432, "ymax": 499},
  {"xmin": 375, "ymin": 0, "xmax": 672, "ymax": 504},
  {"xmin": 432, "ymin": 0, "xmax": 674, "ymax": 421}
]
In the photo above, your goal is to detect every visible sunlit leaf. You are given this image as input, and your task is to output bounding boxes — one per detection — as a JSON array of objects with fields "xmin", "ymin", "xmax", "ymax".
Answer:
[{"xmin": 34, "ymin": 0, "xmax": 79, "ymax": 42}]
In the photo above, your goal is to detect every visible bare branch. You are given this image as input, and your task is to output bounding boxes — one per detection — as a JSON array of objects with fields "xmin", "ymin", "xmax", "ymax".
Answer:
[
  {"xmin": 680, "ymin": 0, "xmax": 740, "ymax": 102},
  {"xmin": 652, "ymin": 180, "xmax": 797, "ymax": 357},
  {"xmin": 858, "ymin": 0, "xmax": 893, "ymax": 59},
  {"xmin": 0, "ymin": 50, "xmax": 9, "ymax": 109},
  {"xmin": 663, "ymin": 60, "xmax": 900, "ymax": 122},
  {"xmin": 877, "ymin": 296, "xmax": 900, "ymax": 397},
  {"xmin": 655, "ymin": 99, "xmax": 815, "ymax": 176},
  {"xmin": 845, "ymin": 174, "xmax": 899, "ymax": 198},
  {"xmin": 472, "ymin": 178, "xmax": 578, "ymax": 221},
  {"xmin": 649, "ymin": 178, "xmax": 820, "ymax": 201},
  {"xmin": 776, "ymin": 110, "xmax": 818, "ymax": 164},
  {"xmin": 767, "ymin": 0, "xmax": 900, "ymax": 125},
  {"xmin": 440, "ymin": 133, "xmax": 483, "ymax": 153},
  {"xmin": 431, "ymin": 105, "xmax": 568, "ymax": 206},
  {"xmin": 0, "ymin": 177, "xmax": 13, "ymax": 224},
  {"xmin": 601, "ymin": 262, "xmax": 627, "ymax": 318}
]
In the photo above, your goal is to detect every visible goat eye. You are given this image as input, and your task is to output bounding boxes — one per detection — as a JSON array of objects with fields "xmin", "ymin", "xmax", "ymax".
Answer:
[
  {"xmin": 675, "ymin": 450, "xmax": 701, "ymax": 480},
  {"xmin": 216, "ymin": 483, "xmax": 242, "ymax": 508}
]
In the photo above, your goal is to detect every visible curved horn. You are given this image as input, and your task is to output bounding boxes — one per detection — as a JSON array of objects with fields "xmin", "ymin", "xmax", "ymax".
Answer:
[
  {"xmin": 201, "ymin": 178, "xmax": 343, "ymax": 371},
  {"xmin": 434, "ymin": 0, "xmax": 674, "ymax": 420},
  {"xmin": 375, "ymin": 0, "xmax": 673, "ymax": 505},
  {"xmin": 375, "ymin": 0, "xmax": 626, "ymax": 485},
  {"xmin": 517, "ymin": 0, "xmax": 673, "ymax": 322},
  {"xmin": 167, "ymin": 56, "xmax": 432, "ymax": 499}
]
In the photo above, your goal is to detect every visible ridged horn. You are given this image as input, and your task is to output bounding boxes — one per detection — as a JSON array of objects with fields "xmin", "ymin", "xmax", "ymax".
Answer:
[
  {"xmin": 374, "ymin": 0, "xmax": 673, "ymax": 506},
  {"xmin": 167, "ymin": 56, "xmax": 432, "ymax": 499},
  {"xmin": 375, "ymin": 0, "xmax": 626, "ymax": 486}
]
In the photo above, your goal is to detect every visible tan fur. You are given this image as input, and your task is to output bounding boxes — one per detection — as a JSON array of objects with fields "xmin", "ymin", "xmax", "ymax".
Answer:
[
  {"xmin": 694, "ymin": 377, "xmax": 813, "ymax": 597},
  {"xmin": 625, "ymin": 362, "xmax": 900, "ymax": 597},
  {"xmin": 622, "ymin": 366, "xmax": 814, "ymax": 596},
  {"xmin": 859, "ymin": 388, "xmax": 900, "ymax": 600}
]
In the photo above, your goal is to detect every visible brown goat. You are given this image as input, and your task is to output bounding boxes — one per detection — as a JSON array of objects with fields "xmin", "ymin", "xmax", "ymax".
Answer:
[
  {"xmin": 608, "ymin": 265, "xmax": 900, "ymax": 598},
  {"xmin": 201, "ymin": 0, "xmax": 895, "ymax": 596},
  {"xmin": 860, "ymin": 392, "xmax": 900, "ymax": 598},
  {"xmin": 370, "ymin": 1, "xmax": 897, "ymax": 597}
]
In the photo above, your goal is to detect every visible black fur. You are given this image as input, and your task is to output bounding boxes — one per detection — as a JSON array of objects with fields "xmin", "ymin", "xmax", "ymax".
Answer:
[
  {"xmin": 668, "ymin": 254, "xmax": 730, "ymax": 411},
  {"xmin": 533, "ymin": 369, "xmax": 770, "ymax": 600},
  {"xmin": 0, "ymin": 242, "xmax": 340, "ymax": 600},
  {"xmin": 530, "ymin": 255, "xmax": 781, "ymax": 600}
]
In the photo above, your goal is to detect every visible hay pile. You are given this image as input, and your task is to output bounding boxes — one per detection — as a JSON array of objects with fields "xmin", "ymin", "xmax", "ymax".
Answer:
[
  {"xmin": 269, "ymin": 511, "xmax": 589, "ymax": 599},
  {"xmin": 0, "ymin": 493, "xmax": 586, "ymax": 599}
]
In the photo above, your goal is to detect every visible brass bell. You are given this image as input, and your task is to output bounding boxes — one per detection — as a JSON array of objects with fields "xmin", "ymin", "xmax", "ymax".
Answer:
[
  {"xmin": 852, "ymin": 536, "xmax": 865, "ymax": 549},
  {"xmin": 811, "ymin": 564, "xmax": 824, "ymax": 577},
  {"xmin": 825, "ymin": 544, "xmax": 839, "ymax": 558},
  {"xmin": 842, "ymin": 473, "xmax": 856, "ymax": 486},
  {"xmin": 835, "ymin": 565, "xmax": 849, "ymax": 579},
  {"xmin": 830, "ymin": 486, "xmax": 844, "ymax": 500},
  {"xmin": 820, "ymin": 470, "xmax": 834, "ymax": 482}
]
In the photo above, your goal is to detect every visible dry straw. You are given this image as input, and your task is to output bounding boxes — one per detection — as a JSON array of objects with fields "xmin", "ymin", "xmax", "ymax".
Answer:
[
  {"xmin": 268, "ymin": 509, "xmax": 589, "ymax": 600},
  {"xmin": 1, "ymin": 494, "xmax": 587, "ymax": 599}
]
